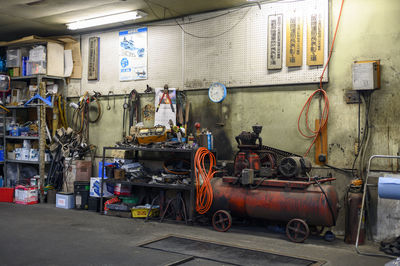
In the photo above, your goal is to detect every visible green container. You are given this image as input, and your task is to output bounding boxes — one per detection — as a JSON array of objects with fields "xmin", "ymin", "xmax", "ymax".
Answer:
[{"xmin": 120, "ymin": 196, "xmax": 139, "ymax": 204}]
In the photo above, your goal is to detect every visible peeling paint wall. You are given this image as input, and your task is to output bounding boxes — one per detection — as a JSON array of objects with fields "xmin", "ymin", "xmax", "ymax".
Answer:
[{"xmin": 66, "ymin": 0, "xmax": 400, "ymax": 234}]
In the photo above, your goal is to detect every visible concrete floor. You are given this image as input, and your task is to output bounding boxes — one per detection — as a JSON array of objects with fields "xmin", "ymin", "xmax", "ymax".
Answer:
[{"xmin": 0, "ymin": 203, "xmax": 393, "ymax": 266}]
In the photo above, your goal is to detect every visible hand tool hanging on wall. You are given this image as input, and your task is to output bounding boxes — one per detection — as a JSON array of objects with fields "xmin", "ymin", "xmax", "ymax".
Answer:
[
  {"xmin": 57, "ymin": 94, "xmax": 68, "ymax": 129},
  {"xmin": 156, "ymin": 84, "xmax": 174, "ymax": 113},
  {"xmin": 88, "ymin": 91, "xmax": 102, "ymax": 123},
  {"xmin": 176, "ymin": 91, "xmax": 186, "ymax": 126},
  {"xmin": 128, "ymin": 89, "xmax": 140, "ymax": 129},
  {"xmin": 122, "ymin": 95, "xmax": 129, "ymax": 138},
  {"xmin": 184, "ymin": 100, "xmax": 190, "ymax": 137},
  {"xmin": 107, "ymin": 91, "xmax": 113, "ymax": 110}
]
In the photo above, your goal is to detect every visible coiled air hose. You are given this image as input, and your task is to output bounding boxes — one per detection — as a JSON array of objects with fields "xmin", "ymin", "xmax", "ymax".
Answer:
[{"xmin": 195, "ymin": 147, "xmax": 217, "ymax": 215}]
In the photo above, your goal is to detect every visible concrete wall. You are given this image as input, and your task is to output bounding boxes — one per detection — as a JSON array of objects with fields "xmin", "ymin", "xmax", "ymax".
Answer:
[{"xmin": 67, "ymin": 0, "xmax": 400, "ymax": 235}]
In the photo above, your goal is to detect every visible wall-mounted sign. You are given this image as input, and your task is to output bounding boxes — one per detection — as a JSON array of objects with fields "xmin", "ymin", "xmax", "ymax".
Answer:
[
  {"xmin": 286, "ymin": 15, "xmax": 303, "ymax": 67},
  {"xmin": 307, "ymin": 12, "xmax": 324, "ymax": 66},
  {"xmin": 88, "ymin": 37, "xmax": 99, "ymax": 80},
  {"xmin": 119, "ymin": 27, "xmax": 148, "ymax": 81},
  {"xmin": 267, "ymin": 14, "xmax": 283, "ymax": 70}
]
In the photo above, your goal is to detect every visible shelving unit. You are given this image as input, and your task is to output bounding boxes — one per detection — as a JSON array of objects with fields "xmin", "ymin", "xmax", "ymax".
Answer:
[
  {"xmin": 3, "ymin": 74, "xmax": 65, "ymax": 187},
  {"xmin": 100, "ymin": 146, "xmax": 197, "ymax": 222}
]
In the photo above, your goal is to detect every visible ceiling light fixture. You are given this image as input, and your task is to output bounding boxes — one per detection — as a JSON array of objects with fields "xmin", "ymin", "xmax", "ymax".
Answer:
[{"xmin": 66, "ymin": 10, "xmax": 147, "ymax": 30}]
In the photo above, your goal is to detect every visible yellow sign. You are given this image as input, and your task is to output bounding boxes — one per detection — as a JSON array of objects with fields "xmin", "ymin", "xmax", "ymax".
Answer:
[
  {"xmin": 286, "ymin": 15, "xmax": 303, "ymax": 67},
  {"xmin": 307, "ymin": 13, "xmax": 324, "ymax": 66}
]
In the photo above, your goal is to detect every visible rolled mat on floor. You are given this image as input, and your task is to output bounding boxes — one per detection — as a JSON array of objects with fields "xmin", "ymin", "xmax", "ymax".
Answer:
[{"xmin": 378, "ymin": 176, "xmax": 400, "ymax": 200}]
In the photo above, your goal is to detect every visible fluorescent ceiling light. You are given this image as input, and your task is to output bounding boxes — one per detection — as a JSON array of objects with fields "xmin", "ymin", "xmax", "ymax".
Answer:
[{"xmin": 66, "ymin": 10, "xmax": 147, "ymax": 30}]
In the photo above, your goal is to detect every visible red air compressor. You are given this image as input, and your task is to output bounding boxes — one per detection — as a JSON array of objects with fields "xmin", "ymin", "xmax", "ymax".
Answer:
[{"xmin": 210, "ymin": 125, "xmax": 339, "ymax": 243}]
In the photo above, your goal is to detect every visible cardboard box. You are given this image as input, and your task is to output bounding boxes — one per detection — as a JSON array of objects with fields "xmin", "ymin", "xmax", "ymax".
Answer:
[
  {"xmin": 15, "ymin": 185, "xmax": 38, "ymax": 205},
  {"xmin": 90, "ymin": 177, "xmax": 113, "ymax": 198}
]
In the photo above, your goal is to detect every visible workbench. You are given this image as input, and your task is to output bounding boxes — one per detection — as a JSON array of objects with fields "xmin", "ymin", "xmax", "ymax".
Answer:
[{"xmin": 100, "ymin": 146, "xmax": 198, "ymax": 222}]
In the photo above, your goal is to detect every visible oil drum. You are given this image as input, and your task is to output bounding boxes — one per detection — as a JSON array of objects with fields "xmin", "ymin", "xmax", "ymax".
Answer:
[{"xmin": 211, "ymin": 178, "xmax": 338, "ymax": 226}]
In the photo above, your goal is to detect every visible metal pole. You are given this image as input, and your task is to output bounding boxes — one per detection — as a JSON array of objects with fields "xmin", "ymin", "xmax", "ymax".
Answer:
[
  {"xmin": 355, "ymin": 154, "xmax": 400, "ymax": 258},
  {"xmin": 39, "ymin": 77, "xmax": 46, "ymax": 203}
]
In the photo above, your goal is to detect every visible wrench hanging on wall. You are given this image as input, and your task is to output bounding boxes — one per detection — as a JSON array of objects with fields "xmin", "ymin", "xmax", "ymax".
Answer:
[{"xmin": 128, "ymin": 89, "xmax": 140, "ymax": 129}]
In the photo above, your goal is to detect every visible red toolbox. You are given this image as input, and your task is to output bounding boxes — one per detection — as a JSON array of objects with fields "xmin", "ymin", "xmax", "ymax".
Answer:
[{"xmin": 0, "ymin": 188, "xmax": 14, "ymax": 202}]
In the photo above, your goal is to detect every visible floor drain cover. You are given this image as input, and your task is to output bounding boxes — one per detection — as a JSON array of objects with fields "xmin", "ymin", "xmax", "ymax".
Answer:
[{"xmin": 140, "ymin": 236, "xmax": 321, "ymax": 265}]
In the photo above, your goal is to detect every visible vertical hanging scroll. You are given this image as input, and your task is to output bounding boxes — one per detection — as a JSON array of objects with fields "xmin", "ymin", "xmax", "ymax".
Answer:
[
  {"xmin": 307, "ymin": 12, "xmax": 324, "ymax": 66},
  {"xmin": 286, "ymin": 14, "xmax": 303, "ymax": 67},
  {"xmin": 88, "ymin": 37, "xmax": 99, "ymax": 80},
  {"xmin": 267, "ymin": 14, "xmax": 283, "ymax": 70}
]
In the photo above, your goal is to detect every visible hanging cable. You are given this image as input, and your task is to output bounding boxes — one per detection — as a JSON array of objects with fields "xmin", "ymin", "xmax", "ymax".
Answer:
[
  {"xmin": 195, "ymin": 147, "xmax": 217, "ymax": 214},
  {"xmin": 297, "ymin": 0, "xmax": 345, "ymax": 156},
  {"xmin": 174, "ymin": 7, "xmax": 251, "ymax": 39}
]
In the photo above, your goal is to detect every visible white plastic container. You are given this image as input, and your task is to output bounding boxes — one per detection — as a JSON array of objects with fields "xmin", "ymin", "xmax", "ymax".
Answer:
[
  {"xmin": 6, "ymin": 49, "xmax": 21, "ymax": 68},
  {"xmin": 56, "ymin": 192, "xmax": 75, "ymax": 209}
]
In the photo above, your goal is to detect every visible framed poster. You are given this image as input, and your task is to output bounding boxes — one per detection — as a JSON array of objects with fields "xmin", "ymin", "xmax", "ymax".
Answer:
[
  {"xmin": 119, "ymin": 27, "xmax": 148, "ymax": 81},
  {"xmin": 267, "ymin": 14, "xmax": 283, "ymax": 70}
]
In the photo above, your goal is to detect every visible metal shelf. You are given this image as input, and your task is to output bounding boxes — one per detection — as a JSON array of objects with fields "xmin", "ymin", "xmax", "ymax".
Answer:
[
  {"xmin": 5, "ymin": 136, "xmax": 39, "ymax": 140},
  {"xmin": 11, "ymin": 75, "xmax": 65, "ymax": 80},
  {"xmin": 105, "ymin": 179, "xmax": 192, "ymax": 191},
  {"xmin": 5, "ymin": 105, "xmax": 53, "ymax": 109},
  {"xmin": 5, "ymin": 159, "xmax": 50, "ymax": 165},
  {"xmin": 106, "ymin": 146, "xmax": 195, "ymax": 153}
]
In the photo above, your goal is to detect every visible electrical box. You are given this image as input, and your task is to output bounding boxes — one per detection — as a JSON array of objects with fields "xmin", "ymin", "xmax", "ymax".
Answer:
[{"xmin": 352, "ymin": 60, "xmax": 380, "ymax": 90}]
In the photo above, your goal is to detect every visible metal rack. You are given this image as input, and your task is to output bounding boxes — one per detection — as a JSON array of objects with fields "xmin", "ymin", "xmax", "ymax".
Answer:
[
  {"xmin": 100, "ymin": 146, "xmax": 197, "ymax": 222},
  {"xmin": 355, "ymin": 155, "xmax": 400, "ymax": 259},
  {"xmin": 3, "ymin": 74, "xmax": 64, "ymax": 188}
]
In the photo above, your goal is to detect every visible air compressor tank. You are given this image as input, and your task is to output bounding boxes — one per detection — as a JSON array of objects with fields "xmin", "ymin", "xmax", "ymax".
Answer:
[{"xmin": 211, "ymin": 178, "xmax": 339, "ymax": 226}]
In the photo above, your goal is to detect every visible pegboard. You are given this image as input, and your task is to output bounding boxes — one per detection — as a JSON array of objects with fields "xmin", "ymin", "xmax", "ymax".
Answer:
[
  {"xmin": 183, "ymin": 0, "xmax": 329, "ymax": 89},
  {"xmin": 67, "ymin": 0, "xmax": 329, "ymax": 96},
  {"xmin": 68, "ymin": 23, "xmax": 183, "ymax": 97}
]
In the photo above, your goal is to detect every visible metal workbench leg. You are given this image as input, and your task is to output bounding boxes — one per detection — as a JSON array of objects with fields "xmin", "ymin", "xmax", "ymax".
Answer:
[
  {"xmin": 355, "ymin": 154, "xmax": 400, "ymax": 258},
  {"xmin": 100, "ymin": 147, "xmax": 106, "ymax": 213},
  {"xmin": 189, "ymin": 150, "xmax": 195, "ymax": 223}
]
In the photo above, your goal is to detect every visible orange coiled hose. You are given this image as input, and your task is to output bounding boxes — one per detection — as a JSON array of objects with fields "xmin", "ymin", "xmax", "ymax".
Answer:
[
  {"xmin": 297, "ymin": 0, "xmax": 344, "ymax": 157},
  {"xmin": 195, "ymin": 147, "xmax": 217, "ymax": 214}
]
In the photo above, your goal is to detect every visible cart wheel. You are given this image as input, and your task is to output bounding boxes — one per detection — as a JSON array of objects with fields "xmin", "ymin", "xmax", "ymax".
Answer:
[
  {"xmin": 212, "ymin": 210, "xmax": 232, "ymax": 232},
  {"xmin": 286, "ymin": 218, "xmax": 310, "ymax": 243},
  {"xmin": 310, "ymin": 226, "xmax": 325, "ymax": 236}
]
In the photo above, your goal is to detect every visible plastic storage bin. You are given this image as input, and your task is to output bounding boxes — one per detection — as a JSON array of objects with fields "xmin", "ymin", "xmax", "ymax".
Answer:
[
  {"xmin": 88, "ymin": 197, "xmax": 100, "ymax": 212},
  {"xmin": 131, "ymin": 206, "xmax": 160, "ymax": 218},
  {"xmin": 6, "ymin": 49, "xmax": 21, "ymax": 68},
  {"xmin": 56, "ymin": 192, "xmax": 75, "ymax": 209},
  {"xmin": 0, "ymin": 188, "xmax": 14, "ymax": 202}
]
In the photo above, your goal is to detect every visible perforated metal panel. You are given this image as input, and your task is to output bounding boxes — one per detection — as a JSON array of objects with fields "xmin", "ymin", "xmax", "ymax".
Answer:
[
  {"xmin": 68, "ymin": 24, "xmax": 183, "ymax": 96},
  {"xmin": 183, "ymin": 0, "xmax": 329, "ymax": 89},
  {"xmin": 67, "ymin": 0, "xmax": 329, "ymax": 96}
]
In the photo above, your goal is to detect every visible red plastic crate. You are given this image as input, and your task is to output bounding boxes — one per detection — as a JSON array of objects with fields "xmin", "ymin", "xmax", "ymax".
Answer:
[{"xmin": 0, "ymin": 188, "xmax": 14, "ymax": 202}]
